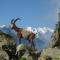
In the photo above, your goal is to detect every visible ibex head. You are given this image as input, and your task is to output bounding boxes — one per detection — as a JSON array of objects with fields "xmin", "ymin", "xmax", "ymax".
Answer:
[{"xmin": 10, "ymin": 18, "xmax": 21, "ymax": 29}]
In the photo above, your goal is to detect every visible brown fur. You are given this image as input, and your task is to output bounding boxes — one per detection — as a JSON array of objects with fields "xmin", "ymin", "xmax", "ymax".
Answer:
[{"xmin": 11, "ymin": 18, "xmax": 35, "ymax": 49}]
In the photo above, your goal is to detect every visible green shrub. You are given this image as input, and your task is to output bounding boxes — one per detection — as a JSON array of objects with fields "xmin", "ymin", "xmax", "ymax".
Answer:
[{"xmin": 19, "ymin": 57, "xmax": 26, "ymax": 60}]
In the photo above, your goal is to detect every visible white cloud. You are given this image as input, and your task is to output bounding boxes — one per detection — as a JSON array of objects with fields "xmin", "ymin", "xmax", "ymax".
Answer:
[
  {"xmin": 26, "ymin": 27, "xmax": 54, "ymax": 35},
  {"xmin": 26, "ymin": 27, "xmax": 33, "ymax": 32},
  {"xmin": 26, "ymin": 27, "xmax": 54, "ymax": 42},
  {"xmin": 0, "ymin": 25, "xmax": 6, "ymax": 28},
  {"xmin": 37, "ymin": 27, "xmax": 48, "ymax": 34}
]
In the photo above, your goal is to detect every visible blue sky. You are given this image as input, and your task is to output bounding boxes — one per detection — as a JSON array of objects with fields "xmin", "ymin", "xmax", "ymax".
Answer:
[{"xmin": 0, "ymin": 0, "xmax": 60, "ymax": 28}]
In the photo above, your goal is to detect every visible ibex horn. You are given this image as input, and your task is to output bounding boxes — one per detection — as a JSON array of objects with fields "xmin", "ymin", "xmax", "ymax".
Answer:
[
  {"xmin": 14, "ymin": 18, "xmax": 21, "ymax": 23},
  {"xmin": 11, "ymin": 19, "xmax": 14, "ymax": 24}
]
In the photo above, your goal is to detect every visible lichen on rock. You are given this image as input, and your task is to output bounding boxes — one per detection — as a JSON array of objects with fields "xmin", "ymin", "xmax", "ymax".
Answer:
[
  {"xmin": 49, "ymin": 13, "xmax": 60, "ymax": 48},
  {"xmin": 0, "ymin": 31, "xmax": 16, "ymax": 50}
]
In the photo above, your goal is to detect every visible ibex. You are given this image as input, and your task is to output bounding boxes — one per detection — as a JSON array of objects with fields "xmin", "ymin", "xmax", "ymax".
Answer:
[{"xmin": 10, "ymin": 18, "xmax": 36, "ymax": 49}]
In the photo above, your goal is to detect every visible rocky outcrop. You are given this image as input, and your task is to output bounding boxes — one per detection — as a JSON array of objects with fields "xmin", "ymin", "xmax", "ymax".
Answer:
[
  {"xmin": 0, "ymin": 51, "xmax": 9, "ymax": 60},
  {"xmin": 0, "ymin": 31, "xmax": 41, "ymax": 60},
  {"xmin": 49, "ymin": 13, "xmax": 60, "ymax": 48},
  {"xmin": 1, "ymin": 13, "xmax": 60, "ymax": 60},
  {"xmin": 38, "ymin": 47, "xmax": 60, "ymax": 60},
  {"xmin": 39, "ymin": 13, "xmax": 60, "ymax": 60},
  {"xmin": 0, "ymin": 31, "xmax": 16, "ymax": 50},
  {"xmin": 0, "ymin": 31, "xmax": 16, "ymax": 60}
]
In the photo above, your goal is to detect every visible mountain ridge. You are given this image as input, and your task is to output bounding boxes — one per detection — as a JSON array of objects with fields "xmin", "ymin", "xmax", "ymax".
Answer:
[{"xmin": 0, "ymin": 25, "xmax": 53, "ymax": 50}]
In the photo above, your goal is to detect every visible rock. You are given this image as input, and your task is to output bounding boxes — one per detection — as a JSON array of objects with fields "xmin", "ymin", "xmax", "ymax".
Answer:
[
  {"xmin": 26, "ymin": 56, "xmax": 33, "ymax": 60},
  {"xmin": 38, "ymin": 48, "xmax": 60, "ymax": 60},
  {"xmin": 0, "ymin": 31, "xmax": 16, "ymax": 60},
  {"xmin": 39, "ymin": 13, "xmax": 60, "ymax": 60},
  {"xmin": 22, "ymin": 49, "xmax": 41, "ymax": 60},
  {"xmin": 22, "ymin": 56, "xmax": 33, "ymax": 60},
  {"xmin": 0, "ymin": 50, "xmax": 9, "ymax": 60},
  {"xmin": 49, "ymin": 13, "xmax": 60, "ymax": 48},
  {"xmin": 17, "ymin": 44, "xmax": 37, "ymax": 60},
  {"xmin": 0, "ymin": 31, "xmax": 16, "ymax": 50},
  {"xmin": 17, "ymin": 44, "xmax": 26, "ymax": 52}
]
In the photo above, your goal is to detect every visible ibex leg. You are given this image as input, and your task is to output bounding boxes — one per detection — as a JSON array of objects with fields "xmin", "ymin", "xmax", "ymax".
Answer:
[{"xmin": 19, "ymin": 38, "xmax": 21, "ymax": 44}]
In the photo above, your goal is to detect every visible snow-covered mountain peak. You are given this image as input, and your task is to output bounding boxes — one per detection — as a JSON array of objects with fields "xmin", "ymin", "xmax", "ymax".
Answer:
[
  {"xmin": 0, "ymin": 25, "xmax": 54, "ymax": 49},
  {"xmin": 0, "ymin": 25, "xmax": 54, "ymax": 39},
  {"xmin": 26, "ymin": 27, "xmax": 54, "ymax": 34},
  {"xmin": 0, "ymin": 25, "xmax": 6, "ymax": 28},
  {"xmin": 26, "ymin": 27, "xmax": 54, "ymax": 39}
]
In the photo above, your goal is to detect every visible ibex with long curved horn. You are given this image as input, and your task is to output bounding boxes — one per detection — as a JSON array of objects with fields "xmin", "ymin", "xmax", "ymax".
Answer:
[{"xmin": 10, "ymin": 18, "xmax": 36, "ymax": 49}]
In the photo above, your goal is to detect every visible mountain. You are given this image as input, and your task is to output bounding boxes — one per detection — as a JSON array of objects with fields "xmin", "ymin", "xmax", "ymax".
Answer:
[
  {"xmin": 39, "ymin": 13, "xmax": 60, "ymax": 60},
  {"xmin": 49, "ymin": 13, "xmax": 60, "ymax": 48},
  {"xmin": 0, "ymin": 25, "xmax": 19, "ymax": 45},
  {"xmin": 26, "ymin": 27, "xmax": 54, "ymax": 39},
  {"xmin": 0, "ymin": 25, "xmax": 53, "ymax": 50},
  {"xmin": 26, "ymin": 27, "xmax": 54, "ymax": 48}
]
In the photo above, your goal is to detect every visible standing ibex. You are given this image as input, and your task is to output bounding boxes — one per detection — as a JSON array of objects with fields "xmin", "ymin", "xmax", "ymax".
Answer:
[{"xmin": 10, "ymin": 18, "xmax": 36, "ymax": 49}]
